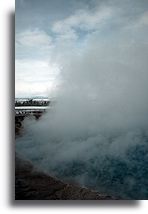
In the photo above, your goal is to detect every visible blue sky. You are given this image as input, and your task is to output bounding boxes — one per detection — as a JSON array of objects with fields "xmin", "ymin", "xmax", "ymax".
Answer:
[{"xmin": 15, "ymin": 0, "xmax": 148, "ymax": 97}]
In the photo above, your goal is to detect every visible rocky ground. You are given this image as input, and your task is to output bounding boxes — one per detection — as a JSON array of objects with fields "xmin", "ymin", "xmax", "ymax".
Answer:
[{"xmin": 15, "ymin": 156, "xmax": 116, "ymax": 200}]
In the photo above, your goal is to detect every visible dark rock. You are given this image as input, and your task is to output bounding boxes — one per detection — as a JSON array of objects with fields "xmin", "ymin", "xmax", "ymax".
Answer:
[{"xmin": 15, "ymin": 155, "xmax": 116, "ymax": 200}]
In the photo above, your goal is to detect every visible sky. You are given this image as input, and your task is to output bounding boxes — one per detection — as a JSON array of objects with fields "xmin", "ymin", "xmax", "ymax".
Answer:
[{"xmin": 15, "ymin": 0, "xmax": 148, "ymax": 98}]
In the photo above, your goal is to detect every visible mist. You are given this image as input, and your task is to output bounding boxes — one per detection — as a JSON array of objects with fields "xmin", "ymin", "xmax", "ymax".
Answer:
[{"xmin": 16, "ymin": 2, "xmax": 148, "ymax": 199}]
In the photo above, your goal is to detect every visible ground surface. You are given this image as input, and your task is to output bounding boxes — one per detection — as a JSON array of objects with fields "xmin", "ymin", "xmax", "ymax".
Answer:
[{"xmin": 15, "ymin": 155, "xmax": 116, "ymax": 200}]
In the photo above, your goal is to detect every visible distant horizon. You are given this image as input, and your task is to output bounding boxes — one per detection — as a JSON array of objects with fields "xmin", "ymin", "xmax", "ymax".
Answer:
[{"xmin": 15, "ymin": 95, "xmax": 54, "ymax": 99}]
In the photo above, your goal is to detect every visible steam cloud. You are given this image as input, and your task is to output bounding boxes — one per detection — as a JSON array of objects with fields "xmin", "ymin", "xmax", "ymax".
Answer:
[{"xmin": 16, "ymin": 4, "xmax": 148, "ymax": 199}]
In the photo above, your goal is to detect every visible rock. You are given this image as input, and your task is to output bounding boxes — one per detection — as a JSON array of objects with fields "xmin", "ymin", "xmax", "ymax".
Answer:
[{"xmin": 15, "ymin": 155, "xmax": 116, "ymax": 200}]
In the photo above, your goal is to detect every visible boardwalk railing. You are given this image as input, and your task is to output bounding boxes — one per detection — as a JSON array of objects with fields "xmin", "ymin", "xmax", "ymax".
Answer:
[{"xmin": 15, "ymin": 106, "xmax": 50, "ymax": 117}]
